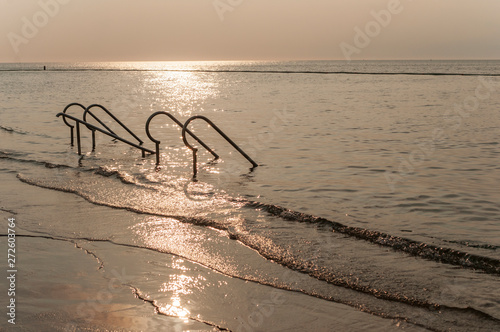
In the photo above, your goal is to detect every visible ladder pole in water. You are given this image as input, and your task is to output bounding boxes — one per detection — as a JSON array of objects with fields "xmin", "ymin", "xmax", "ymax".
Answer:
[
  {"xmin": 91, "ymin": 130, "xmax": 96, "ymax": 151},
  {"xmin": 192, "ymin": 149, "xmax": 198, "ymax": 179},
  {"xmin": 155, "ymin": 142, "xmax": 160, "ymax": 165},
  {"xmin": 76, "ymin": 122, "xmax": 81, "ymax": 155}
]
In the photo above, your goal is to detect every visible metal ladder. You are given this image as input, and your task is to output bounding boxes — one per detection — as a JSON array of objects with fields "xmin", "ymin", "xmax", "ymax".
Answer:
[
  {"xmin": 57, "ymin": 103, "xmax": 155, "ymax": 157},
  {"xmin": 58, "ymin": 104, "xmax": 258, "ymax": 179},
  {"xmin": 182, "ymin": 115, "xmax": 258, "ymax": 179},
  {"xmin": 146, "ymin": 113, "xmax": 258, "ymax": 179},
  {"xmin": 145, "ymin": 111, "xmax": 218, "ymax": 165}
]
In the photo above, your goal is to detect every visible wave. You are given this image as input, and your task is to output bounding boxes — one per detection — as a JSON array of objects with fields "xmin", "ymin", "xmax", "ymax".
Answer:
[
  {"xmin": 0, "ymin": 125, "xmax": 56, "ymax": 139},
  {"xmin": 6, "ymin": 158, "xmax": 500, "ymax": 330},
  {"xmin": 445, "ymin": 240, "xmax": 499, "ymax": 251},
  {"xmin": 0, "ymin": 125, "xmax": 28, "ymax": 135},
  {"xmin": 0, "ymin": 151, "xmax": 72, "ymax": 170},
  {"xmin": 5, "ymin": 151, "xmax": 498, "ymax": 276},
  {"xmin": 16, "ymin": 172, "xmax": 219, "ymax": 227},
  {"xmin": 245, "ymin": 201, "xmax": 500, "ymax": 275}
]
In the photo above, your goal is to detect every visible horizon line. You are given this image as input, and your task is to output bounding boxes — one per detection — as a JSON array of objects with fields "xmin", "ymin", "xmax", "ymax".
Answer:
[{"xmin": 2, "ymin": 58, "xmax": 500, "ymax": 64}]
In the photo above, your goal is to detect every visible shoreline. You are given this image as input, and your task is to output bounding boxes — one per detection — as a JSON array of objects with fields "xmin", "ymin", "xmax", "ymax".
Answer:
[{"xmin": 0, "ymin": 170, "xmax": 423, "ymax": 331}]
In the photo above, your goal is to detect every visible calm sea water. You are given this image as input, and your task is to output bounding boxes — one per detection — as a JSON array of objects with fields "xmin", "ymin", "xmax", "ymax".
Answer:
[{"xmin": 1, "ymin": 60, "xmax": 499, "ymax": 331}]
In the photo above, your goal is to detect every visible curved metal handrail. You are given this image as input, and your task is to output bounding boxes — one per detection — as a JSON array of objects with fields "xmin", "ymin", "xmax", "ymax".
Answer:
[
  {"xmin": 84, "ymin": 104, "xmax": 143, "ymax": 145},
  {"xmin": 145, "ymin": 111, "xmax": 219, "ymax": 165},
  {"xmin": 56, "ymin": 113, "xmax": 155, "ymax": 156},
  {"xmin": 182, "ymin": 115, "xmax": 258, "ymax": 179},
  {"xmin": 60, "ymin": 103, "xmax": 87, "ymax": 146}
]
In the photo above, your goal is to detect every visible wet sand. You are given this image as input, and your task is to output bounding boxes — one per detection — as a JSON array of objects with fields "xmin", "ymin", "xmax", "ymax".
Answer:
[{"xmin": 0, "ymin": 172, "xmax": 427, "ymax": 331}]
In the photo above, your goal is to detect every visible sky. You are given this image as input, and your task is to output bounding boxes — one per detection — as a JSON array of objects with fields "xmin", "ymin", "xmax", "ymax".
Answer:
[{"xmin": 1, "ymin": 0, "xmax": 499, "ymax": 62}]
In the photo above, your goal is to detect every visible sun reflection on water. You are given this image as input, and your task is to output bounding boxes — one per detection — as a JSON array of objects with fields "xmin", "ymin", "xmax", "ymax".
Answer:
[
  {"xmin": 156, "ymin": 258, "xmax": 208, "ymax": 322},
  {"xmin": 157, "ymin": 297, "xmax": 190, "ymax": 322},
  {"xmin": 144, "ymin": 71, "xmax": 220, "ymax": 117},
  {"xmin": 132, "ymin": 216, "xmax": 244, "ymax": 277}
]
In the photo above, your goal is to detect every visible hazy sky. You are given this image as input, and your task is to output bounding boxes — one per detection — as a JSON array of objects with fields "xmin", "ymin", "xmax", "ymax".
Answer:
[{"xmin": 1, "ymin": 0, "xmax": 499, "ymax": 62}]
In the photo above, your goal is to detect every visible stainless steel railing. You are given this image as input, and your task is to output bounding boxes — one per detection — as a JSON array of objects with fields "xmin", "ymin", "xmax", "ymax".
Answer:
[
  {"xmin": 57, "ymin": 103, "xmax": 154, "ymax": 157},
  {"xmin": 182, "ymin": 115, "xmax": 258, "ymax": 179},
  {"xmin": 145, "ymin": 111, "xmax": 219, "ymax": 166}
]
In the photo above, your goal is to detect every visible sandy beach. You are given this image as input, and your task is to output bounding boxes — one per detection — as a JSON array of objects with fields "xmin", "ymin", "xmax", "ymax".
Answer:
[{"xmin": 1, "ymin": 170, "xmax": 425, "ymax": 331}]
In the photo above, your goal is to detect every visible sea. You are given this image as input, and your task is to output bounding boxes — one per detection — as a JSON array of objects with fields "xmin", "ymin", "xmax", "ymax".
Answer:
[{"xmin": 0, "ymin": 60, "xmax": 499, "ymax": 331}]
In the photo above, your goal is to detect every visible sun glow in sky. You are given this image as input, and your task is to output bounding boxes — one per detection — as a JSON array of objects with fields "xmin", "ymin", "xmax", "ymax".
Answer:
[{"xmin": 1, "ymin": 0, "xmax": 499, "ymax": 62}]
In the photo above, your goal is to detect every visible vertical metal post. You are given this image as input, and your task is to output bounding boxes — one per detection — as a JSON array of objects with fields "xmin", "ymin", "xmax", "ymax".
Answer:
[
  {"xmin": 192, "ymin": 149, "xmax": 198, "ymax": 179},
  {"xmin": 91, "ymin": 130, "xmax": 96, "ymax": 151},
  {"xmin": 155, "ymin": 143, "xmax": 160, "ymax": 165},
  {"xmin": 76, "ymin": 122, "xmax": 81, "ymax": 155}
]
